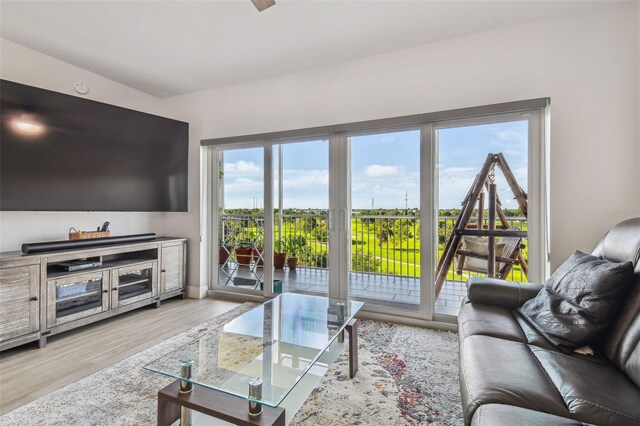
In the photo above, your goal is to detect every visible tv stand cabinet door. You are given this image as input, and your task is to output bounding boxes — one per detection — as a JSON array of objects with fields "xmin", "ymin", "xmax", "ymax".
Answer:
[
  {"xmin": 0, "ymin": 264, "xmax": 40, "ymax": 342},
  {"xmin": 160, "ymin": 242, "xmax": 185, "ymax": 295},
  {"xmin": 46, "ymin": 270, "xmax": 109, "ymax": 328},
  {"xmin": 111, "ymin": 262, "xmax": 158, "ymax": 309}
]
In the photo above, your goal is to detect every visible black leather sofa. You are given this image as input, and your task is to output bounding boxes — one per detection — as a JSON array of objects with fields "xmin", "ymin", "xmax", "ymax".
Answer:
[{"xmin": 458, "ymin": 218, "xmax": 640, "ymax": 425}]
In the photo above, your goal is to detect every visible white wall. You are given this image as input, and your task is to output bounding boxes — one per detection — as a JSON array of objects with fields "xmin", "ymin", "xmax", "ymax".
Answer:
[
  {"xmin": 2, "ymin": 3, "xmax": 639, "ymax": 292},
  {"xmin": 165, "ymin": 2, "xmax": 639, "ymax": 277},
  {"xmin": 0, "ymin": 39, "xmax": 202, "ymax": 296}
]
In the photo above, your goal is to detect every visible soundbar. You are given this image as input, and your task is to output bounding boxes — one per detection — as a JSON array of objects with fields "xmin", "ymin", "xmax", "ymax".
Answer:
[{"xmin": 22, "ymin": 233, "xmax": 157, "ymax": 254}]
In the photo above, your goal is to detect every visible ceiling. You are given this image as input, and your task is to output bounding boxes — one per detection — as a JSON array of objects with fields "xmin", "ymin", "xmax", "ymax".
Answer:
[{"xmin": 1, "ymin": 1, "xmax": 609, "ymax": 98}]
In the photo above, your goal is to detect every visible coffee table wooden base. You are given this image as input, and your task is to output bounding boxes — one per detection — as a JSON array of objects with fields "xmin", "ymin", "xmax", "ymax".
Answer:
[
  {"xmin": 346, "ymin": 318, "xmax": 358, "ymax": 379},
  {"xmin": 157, "ymin": 380, "xmax": 286, "ymax": 426}
]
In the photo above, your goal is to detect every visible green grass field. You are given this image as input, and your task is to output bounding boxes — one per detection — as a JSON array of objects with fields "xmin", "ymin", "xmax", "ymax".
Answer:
[{"xmin": 223, "ymin": 213, "xmax": 529, "ymax": 283}]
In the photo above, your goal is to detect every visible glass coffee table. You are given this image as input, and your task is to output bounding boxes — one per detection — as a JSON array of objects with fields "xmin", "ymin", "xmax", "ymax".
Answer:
[{"xmin": 145, "ymin": 293, "xmax": 364, "ymax": 425}]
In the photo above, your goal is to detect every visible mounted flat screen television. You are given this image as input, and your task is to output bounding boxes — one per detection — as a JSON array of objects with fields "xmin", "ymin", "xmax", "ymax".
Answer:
[{"xmin": 0, "ymin": 80, "xmax": 188, "ymax": 212}]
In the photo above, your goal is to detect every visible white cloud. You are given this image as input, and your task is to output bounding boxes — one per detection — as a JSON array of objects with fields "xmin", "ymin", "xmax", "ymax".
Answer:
[
  {"xmin": 365, "ymin": 164, "xmax": 400, "ymax": 178},
  {"xmin": 437, "ymin": 165, "xmax": 528, "ymax": 209},
  {"xmin": 224, "ymin": 177, "xmax": 264, "ymax": 195},
  {"xmin": 495, "ymin": 129, "xmax": 527, "ymax": 144},
  {"xmin": 437, "ymin": 166, "xmax": 477, "ymax": 208},
  {"xmin": 282, "ymin": 169, "xmax": 329, "ymax": 190},
  {"xmin": 234, "ymin": 177, "xmax": 253, "ymax": 184},
  {"xmin": 224, "ymin": 160, "xmax": 261, "ymax": 174},
  {"xmin": 351, "ymin": 171, "xmax": 420, "ymax": 208}
]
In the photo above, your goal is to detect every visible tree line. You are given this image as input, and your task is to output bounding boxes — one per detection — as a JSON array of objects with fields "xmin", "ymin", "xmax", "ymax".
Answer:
[{"xmin": 222, "ymin": 208, "xmax": 525, "ymax": 217}]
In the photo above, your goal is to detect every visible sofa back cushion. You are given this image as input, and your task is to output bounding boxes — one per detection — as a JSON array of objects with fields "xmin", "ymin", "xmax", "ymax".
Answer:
[{"xmin": 591, "ymin": 218, "xmax": 640, "ymax": 386}]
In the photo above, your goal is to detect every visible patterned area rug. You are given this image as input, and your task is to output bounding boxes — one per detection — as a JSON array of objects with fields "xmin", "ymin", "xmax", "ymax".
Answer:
[{"xmin": 0, "ymin": 303, "xmax": 462, "ymax": 426}]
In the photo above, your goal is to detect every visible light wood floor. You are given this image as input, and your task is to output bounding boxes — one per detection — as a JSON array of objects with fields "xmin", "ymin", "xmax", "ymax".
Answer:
[{"xmin": 0, "ymin": 297, "xmax": 240, "ymax": 415}]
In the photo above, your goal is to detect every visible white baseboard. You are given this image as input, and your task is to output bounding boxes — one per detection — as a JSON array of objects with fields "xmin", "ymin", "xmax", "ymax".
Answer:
[{"xmin": 185, "ymin": 284, "xmax": 208, "ymax": 299}]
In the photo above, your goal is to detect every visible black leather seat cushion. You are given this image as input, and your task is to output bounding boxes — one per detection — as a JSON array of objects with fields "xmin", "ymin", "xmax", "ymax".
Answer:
[
  {"xmin": 471, "ymin": 404, "xmax": 589, "ymax": 426},
  {"xmin": 458, "ymin": 302, "xmax": 526, "ymax": 342},
  {"xmin": 460, "ymin": 332, "xmax": 640, "ymax": 425},
  {"xmin": 459, "ymin": 335, "xmax": 570, "ymax": 423},
  {"xmin": 459, "ymin": 301, "xmax": 558, "ymax": 350},
  {"xmin": 531, "ymin": 346, "xmax": 640, "ymax": 425}
]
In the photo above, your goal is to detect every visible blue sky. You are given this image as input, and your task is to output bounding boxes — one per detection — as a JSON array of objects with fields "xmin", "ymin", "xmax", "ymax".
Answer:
[
  {"xmin": 438, "ymin": 120, "xmax": 528, "ymax": 210},
  {"xmin": 222, "ymin": 120, "xmax": 528, "ymax": 210}
]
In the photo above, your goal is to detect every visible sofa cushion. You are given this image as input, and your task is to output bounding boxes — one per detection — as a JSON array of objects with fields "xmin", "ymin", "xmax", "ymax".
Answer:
[
  {"xmin": 627, "ymin": 342, "xmax": 640, "ymax": 388},
  {"xmin": 459, "ymin": 335, "xmax": 569, "ymax": 424},
  {"xmin": 458, "ymin": 302, "xmax": 526, "ymax": 342},
  {"xmin": 603, "ymin": 299, "xmax": 640, "ymax": 387},
  {"xmin": 591, "ymin": 218, "xmax": 640, "ymax": 386},
  {"xmin": 519, "ymin": 250, "xmax": 633, "ymax": 353},
  {"xmin": 471, "ymin": 404, "xmax": 587, "ymax": 426},
  {"xmin": 466, "ymin": 277, "xmax": 543, "ymax": 309},
  {"xmin": 596, "ymin": 217, "xmax": 640, "ymax": 265},
  {"xmin": 531, "ymin": 346, "xmax": 640, "ymax": 425}
]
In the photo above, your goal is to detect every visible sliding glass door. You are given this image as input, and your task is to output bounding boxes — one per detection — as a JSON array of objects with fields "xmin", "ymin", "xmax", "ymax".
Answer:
[
  {"xmin": 272, "ymin": 140, "xmax": 330, "ymax": 297},
  {"xmin": 217, "ymin": 146, "xmax": 265, "ymax": 295},
  {"xmin": 213, "ymin": 140, "xmax": 332, "ymax": 298},
  {"xmin": 433, "ymin": 113, "xmax": 541, "ymax": 317},
  {"xmin": 207, "ymin": 107, "xmax": 545, "ymax": 322},
  {"xmin": 347, "ymin": 130, "xmax": 424, "ymax": 313}
]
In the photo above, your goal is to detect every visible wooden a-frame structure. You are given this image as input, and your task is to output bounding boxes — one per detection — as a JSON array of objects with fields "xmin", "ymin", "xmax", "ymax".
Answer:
[{"xmin": 434, "ymin": 153, "xmax": 528, "ymax": 298}]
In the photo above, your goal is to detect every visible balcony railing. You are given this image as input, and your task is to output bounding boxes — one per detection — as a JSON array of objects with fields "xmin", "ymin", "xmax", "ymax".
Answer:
[
  {"xmin": 219, "ymin": 212, "xmax": 528, "ymax": 284},
  {"xmin": 278, "ymin": 213, "xmax": 328, "ymax": 269},
  {"xmin": 351, "ymin": 215, "xmax": 420, "ymax": 279}
]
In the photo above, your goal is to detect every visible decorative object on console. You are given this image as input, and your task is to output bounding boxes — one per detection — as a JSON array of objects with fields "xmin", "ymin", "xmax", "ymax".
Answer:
[
  {"xmin": 69, "ymin": 227, "xmax": 112, "ymax": 240},
  {"xmin": 22, "ymin": 233, "xmax": 157, "ymax": 254}
]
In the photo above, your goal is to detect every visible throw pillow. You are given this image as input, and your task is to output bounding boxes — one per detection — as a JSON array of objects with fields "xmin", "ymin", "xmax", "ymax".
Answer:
[{"xmin": 518, "ymin": 250, "xmax": 633, "ymax": 353}]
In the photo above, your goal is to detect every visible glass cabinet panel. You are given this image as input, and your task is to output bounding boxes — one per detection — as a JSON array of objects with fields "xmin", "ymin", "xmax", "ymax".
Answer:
[
  {"xmin": 48, "ymin": 270, "xmax": 109, "ymax": 327},
  {"xmin": 117, "ymin": 267, "xmax": 153, "ymax": 301},
  {"xmin": 112, "ymin": 262, "xmax": 157, "ymax": 308},
  {"xmin": 56, "ymin": 277, "xmax": 103, "ymax": 318}
]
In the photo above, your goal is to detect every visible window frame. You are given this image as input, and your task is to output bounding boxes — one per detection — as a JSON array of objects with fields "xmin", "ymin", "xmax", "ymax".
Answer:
[{"xmin": 202, "ymin": 100, "xmax": 550, "ymax": 322}]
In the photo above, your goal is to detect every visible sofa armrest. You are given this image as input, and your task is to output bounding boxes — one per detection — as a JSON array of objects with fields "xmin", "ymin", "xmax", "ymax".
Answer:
[{"xmin": 466, "ymin": 277, "xmax": 543, "ymax": 309}]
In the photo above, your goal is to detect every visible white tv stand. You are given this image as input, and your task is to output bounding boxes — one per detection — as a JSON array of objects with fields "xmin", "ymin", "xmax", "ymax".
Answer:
[{"xmin": 0, "ymin": 237, "xmax": 186, "ymax": 351}]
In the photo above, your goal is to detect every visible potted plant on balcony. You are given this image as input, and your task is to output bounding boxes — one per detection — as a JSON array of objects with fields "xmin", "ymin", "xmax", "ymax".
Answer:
[
  {"xmin": 219, "ymin": 243, "xmax": 233, "ymax": 265},
  {"xmin": 235, "ymin": 232, "xmax": 254, "ymax": 266},
  {"xmin": 283, "ymin": 235, "xmax": 306, "ymax": 271},
  {"xmin": 218, "ymin": 230, "xmax": 234, "ymax": 265},
  {"xmin": 273, "ymin": 239, "xmax": 286, "ymax": 269}
]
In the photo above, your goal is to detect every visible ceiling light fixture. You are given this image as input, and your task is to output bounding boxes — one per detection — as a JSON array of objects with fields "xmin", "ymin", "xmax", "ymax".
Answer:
[
  {"xmin": 12, "ymin": 114, "xmax": 44, "ymax": 136},
  {"xmin": 251, "ymin": 0, "xmax": 275, "ymax": 12}
]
